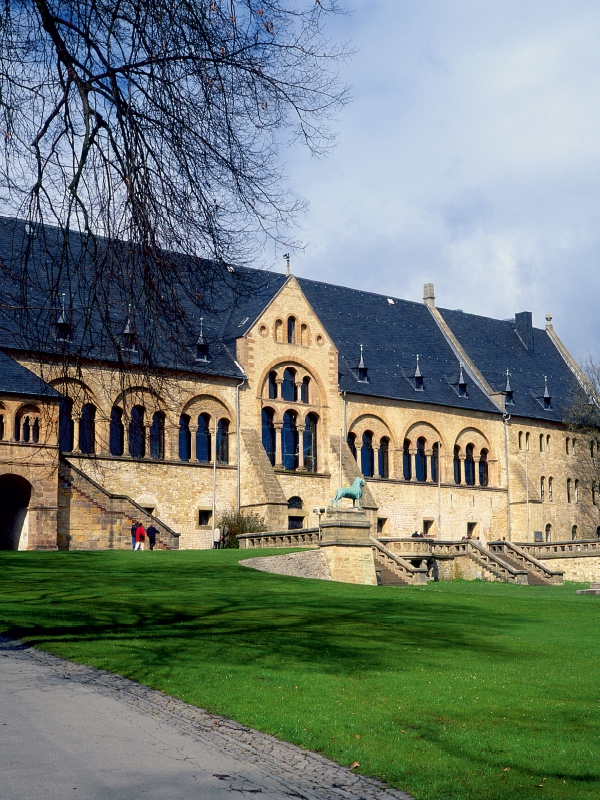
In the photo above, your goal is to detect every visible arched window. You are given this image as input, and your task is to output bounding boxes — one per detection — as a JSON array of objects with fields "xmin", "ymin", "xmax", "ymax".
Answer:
[
  {"xmin": 592, "ymin": 440, "xmax": 596, "ymax": 460},
  {"xmin": 32, "ymin": 418, "xmax": 40, "ymax": 443},
  {"xmin": 179, "ymin": 414, "xmax": 191, "ymax": 461},
  {"xmin": 262, "ymin": 408, "xmax": 276, "ymax": 465},
  {"xmin": 268, "ymin": 371, "xmax": 278, "ymax": 399},
  {"xmin": 593, "ymin": 482, "xmax": 598, "ymax": 506},
  {"xmin": 303, "ymin": 413, "xmax": 318, "ymax": 473},
  {"xmin": 518, "ymin": 431, "xmax": 523, "ymax": 450},
  {"xmin": 566, "ymin": 437, "xmax": 570, "ymax": 455},
  {"xmin": 79, "ymin": 403, "xmax": 96, "ymax": 454},
  {"xmin": 59, "ymin": 398, "xmax": 74, "ymax": 453},
  {"xmin": 575, "ymin": 479, "xmax": 579, "ymax": 504},
  {"xmin": 129, "ymin": 405, "xmax": 145, "ymax": 458},
  {"xmin": 301, "ymin": 376, "xmax": 310, "ymax": 404},
  {"xmin": 287, "ymin": 316, "xmax": 296, "ymax": 344},
  {"xmin": 217, "ymin": 418, "xmax": 229, "ymax": 464},
  {"xmin": 347, "ymin": 432, "xmax": 357, "ymax": 460},
  {"xmin": 525, "ymin": 432, "xmax": 530, "ymax": 451},
  {"xmin": 275, "ymin": 319, "xmax": 283, "ymax": 342},
  {"xmin": 596, "ymin": 526, "xmax": 600, "ymax": 540},
  {"xmin": 196, "ymin": 413, "xmax": 212, "ymax": 463},
  {"xmin": 431, "ymin": 442, "xmax": 440, "ymax": 483},
  {"xmin": 22, "ymin": 416, "xmax": 31, "ymax": 442},
  {"xmin": 288, "ymin": 496, "xmax": 303, "ymax": 509},
  {"xmin": 361, "ymin": 431, "xmax": 374, "ymax": 478},
  {"xmin": 0, "ymin": 413, "xmax": 4, "ymax": 440},
  {"xmin": 545, "ymin": 523, "xmax": 552, "ymax": 542},
  {"xmin": 281, "ymin": 368, "xmax": 297, "ymax": 402},
  {"xmin": 453, "ymin": 446, "xmax": 462, "ymax": 484},
  {"xmin": 379, "ymin": 437, "xmax": 390, "ymax": 479},
  {"xmin": 465, "ymin": 444, "xmax": 475, "ymax": 486},
  {"xmin": 546, "ymin": 435, "xmax": 551, "ymax": 453},
  {"xmin": 479, "ymin": 448, "xmax": 489, "ymax": 487},
  {"xmin": 283, "ymin": 410, "xmax": 299, "ymax": 470},
  {"xmin": 572, "ymin": 524, "xmax": 578, "ymax": 540},
  {"xmin": 540, "ymin": 476, "xmax": 545, "ymax": 502},
  {"xmin": 300, "ymin": 323, "xmax": 307, "ymax": 345},
  {"xmin": 416, "ymin": 437, "xmax": 427, "ymax": 482},
  {"xmin": 567, "ymin": 478, "xmax": 572, "ymax": 503},
  {"xmin": 110, "ymin": 407, "xmax": 124, "ymax": 456},
  {"xmin": 150, "ymin": 411, "xmax": 165, "ymax": 460},
  {"xmin": 573, "ymin": 438, "xmax": 577, "ymax": 455},
  {"xmin": 539, "ymin": 434, "xmax": 544, "ymax": 452},
  {"xmin": 548, "ymin": 477, "xmax": 553, "ymax": 501},
  {"xmin": 403, "ymin": 439, "xmax": 412, "ymax": 480}
]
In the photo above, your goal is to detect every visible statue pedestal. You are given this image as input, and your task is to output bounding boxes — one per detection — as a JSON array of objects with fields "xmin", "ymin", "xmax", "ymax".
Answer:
[{"xmin": 319, "ymin": 508, "xmax": 377, "ymax": 585}]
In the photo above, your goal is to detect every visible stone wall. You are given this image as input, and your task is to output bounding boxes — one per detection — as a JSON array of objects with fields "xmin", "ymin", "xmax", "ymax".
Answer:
[
  {"xmin": 321, "ymin": 545, "xmax": 377, "ymax": 585},
  {"xmin": 239, "ymin": 549, "xmax": 331, "ymax": 580}
]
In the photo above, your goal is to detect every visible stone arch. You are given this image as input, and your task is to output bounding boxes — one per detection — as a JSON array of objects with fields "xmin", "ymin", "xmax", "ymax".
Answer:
[
  {"xmin": 257, "ymin": 358, "xmax": 325, "ymax": 407},
  {"xmin": 454, "ymin": 427, "xmax": 491, "ymax": 455},
  {"xmin": 112, "ymin": 385, "xmax": 167, "ymax": 416},
  {"xmin": 404, "ymin": 420, "xmax": 445, "ymax": 449},
  {"xmin": 349, "ymin": 413, "xmax": 393, "ymax": 446},
  {"xmin": 48, "ymin": 376, "xmax": 99, "ymax": 414},
  {"xmin": 181, "ymin": 393, "xmax": 235, "ymax": 427},
  {"xmin": 0, "ymin": 473, "xmax": 32, "ymax": 550}
]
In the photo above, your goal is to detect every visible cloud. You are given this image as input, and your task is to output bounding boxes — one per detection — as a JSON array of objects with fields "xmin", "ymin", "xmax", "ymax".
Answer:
[{"xmin": 284, "ymin": 0, "xmax": 600, "ymax": 361}]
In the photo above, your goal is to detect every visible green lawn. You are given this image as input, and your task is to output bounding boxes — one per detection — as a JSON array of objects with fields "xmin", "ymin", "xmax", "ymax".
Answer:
[{"xmin": 0, "ymin": 549, "xmax": 598, "ymax": 800}]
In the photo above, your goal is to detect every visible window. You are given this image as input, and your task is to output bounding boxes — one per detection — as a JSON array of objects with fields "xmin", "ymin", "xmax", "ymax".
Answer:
[
  {"xmin": 79, "ymin": 403, "xmax": 96, "ymax": 454},
  {"xmin": 21, "ymin": 416, "xmax": 30, "ymax": 442},
  {"xmin": 150, "ymin": 412, "xmax": 165, "ymax": 460},
  {"xmin": 539, "ymin": 433, "xmax": 544, "ymax": 452},
  {"xmin": 567, "ymin": 478, "xmax": 572, "ymax": 504},
  {"xmin": 262, "ymin": 408, "xmax": 276, "ymax": 465},
  {"xmin": 549, "ymin": 477, "xmax": 553, "ymax": 502},
  {"xmin": 301, "ymin": 376, "xmax": 310, "ymax": 404},
  {"xmin": 110, "ymin": 407, "xmax": 124, "ymax": 456},
  {"xmin": 129, "ymin": 405, "xmax": 145, "ymax": 458},
  {"xmin": 479, "ymin": 448, "xmax": 489, "ymax": 487},
  {"xmin": 572, "ymin": 524, "xmax": 578, "ymax": 541},
  {"xmin": 592, "ymin": 440, "xmax": 596, "ymax": 459},
  {"xmin": 361, "ymin": 431, "xmax": 374, "ymax": 478},
  {"xmin": 281, "ymin": 368, "xmax": 297, "ymax": 402},
  {"xmin": 283, "ymin": 410, "xmax": 299, "ymax": 470},
  {"xmin": 566, "ymin": 437, "xmax": 570, "ymax": 455},
  {"xmin": 575, "ymin": 479, "xmax": 579, "ymax": 504},
  {"xmin": 287, "ymin": 316, "xmax": 296, "ymax": 344},
  {"xmin": 32, "ymin": 418, "xmax": 39, "ymax": 443},
  {"xmin": 593, "ymin": 482, "xmax": 598, "ymax": 506},
  {"xmin": 597, "ymin": 526, "xmax": 600, "ymax": 540},
  {"xmin": 196, "ymin": 413, "xmax": 212, "ymax": 463},
  {"xmin": 198, "ymin": 509, "xmax": 211, "ymax": 526},
  {"xmin": 59, "ymin": 398, "xmax": 74, "ymax": 453},
  {"xmin": 179, "ymin": 414, "xmax": 191, "ymax": 461},
  {"xmin": 423, "ymin": 519, "xmax": 434, "ymax": 537},
  {"xmin": 275, "ymin": 319, "xmax": 283, "ymax": 342},
  {"xmin": 545, "ymin": 523, "xmax": 552, "ymax": 542},
  {"xmin": 303, "ymin": 414, "xmax": 318, "ymax": 473},
  {"xmin": 403, "ymin": 439, "xmax": 412, "ymax": 480},
  {"xmin": 465, "ymin": 443, "xmax": 475, "ymax": 486},
  {"xmin": 300, "ymin": 323, "xmax": 308, "ymax": 346},
  {"xmin": 416, "ymin": 437, "xmax": 427, "ymax": 482},
  {"xmin": 377, "ymin": 517, "xmax": 388, "ymax": 534},
  {"xmin": 431, "ymin": 442, "xmax": 440, "ymax": 483},
  {"xmin": 288, "ymin": 516, "xmax": 304, "ymax": 530},
  {"xmin": 288, "ymin": 496, "xmax": 303, "ymax": 510},
  {"xmin": 518, "ymin": 431, "xmax": 523, "ymax": 450},
  {"xmin": 453, "ymin": 445, "xmax": 461, "ymax": 484},
  {"xmin": 540, "ymin": 476, "xmax": 545, "ymax": 502},
  {"xmin": 216, "ymin": 418, "xmax": 229, "ymax": 464},
  {"xmin": 546, "ymin": 434, "xmax": 551, "ymax": 453},
  {"xmin": 379, "ymin": 437, "xmax": 390, "ymax": 479},
  {"xmin": 525, "ymin": 432, "xmax": 530, "ymax": 451},
  {"xmin": 0, "ymin": 413, "xmax": 4, "ymax": 440},
  {"xmin": 268, "ymin": 371, "xmax": 278, "ymax": 399},
  {"xmin": 347, "ymin": 432, "xmax": 357, "ymax": 460}
]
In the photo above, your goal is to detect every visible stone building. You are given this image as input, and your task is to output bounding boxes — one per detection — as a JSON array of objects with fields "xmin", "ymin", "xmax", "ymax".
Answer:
[{"xmin": 0, "ymin": 217, "xmax": 598, "ymax": 554}]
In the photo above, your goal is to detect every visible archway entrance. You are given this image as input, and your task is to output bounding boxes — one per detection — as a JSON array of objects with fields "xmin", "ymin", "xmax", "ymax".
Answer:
[{"xmin": 0, "ymin": 474, "xmax": 32, "ymax": 550}]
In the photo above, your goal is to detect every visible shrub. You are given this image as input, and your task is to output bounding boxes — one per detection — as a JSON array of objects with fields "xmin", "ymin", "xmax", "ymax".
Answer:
[{"xmin": 216, "ymin": 508, "xmax": 267, "ymax": 549}]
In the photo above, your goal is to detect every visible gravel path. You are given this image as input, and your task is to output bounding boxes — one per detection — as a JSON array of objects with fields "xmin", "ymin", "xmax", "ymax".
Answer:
[{"xmin": 0, "ymin": 637, "xmax": 413, "ymax": 800}]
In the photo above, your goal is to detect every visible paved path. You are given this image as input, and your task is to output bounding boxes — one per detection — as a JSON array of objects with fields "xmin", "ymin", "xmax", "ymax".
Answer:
[{"xmin": 0, "ymin": 638, "xmax": 413, "ymax": 800}]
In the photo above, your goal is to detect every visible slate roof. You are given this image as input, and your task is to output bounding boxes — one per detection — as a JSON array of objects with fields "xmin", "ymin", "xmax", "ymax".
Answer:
[
  {"xmin": 0, "ymin": 349, "xmax": 61, "ymax": 399},
  {"xmin": 437, "ymin": 308, "xmax": 579, "ymax": 423}
]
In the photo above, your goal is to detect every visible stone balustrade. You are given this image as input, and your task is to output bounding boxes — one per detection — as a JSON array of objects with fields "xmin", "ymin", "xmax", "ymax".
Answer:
[{"xmin": 237, "ymin": 527, "xmax": 320, "ymax": 549}]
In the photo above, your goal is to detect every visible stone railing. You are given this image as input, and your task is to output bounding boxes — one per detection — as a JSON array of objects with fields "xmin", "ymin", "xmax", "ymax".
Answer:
[
  {"xmin": 370, "ymin": 538, "xmax": 428, "ymax": 584},
  {"xmin": 487, "ymin": 540, "xmax": 564, "ymax": 584},
  {"xmin": 237, "ymin": 527, "xmax": 320, "ymax": 550},
  {"xmin": 378, "ymin": 537, "xmax": 435, "ymax": 558},
  {"xmin": 437, "ymin": 539, "xmax": 529, "ymax": 584},
  {"xmin": 515, "ymin": 539, "xmax": 600, "ymax": 559}
]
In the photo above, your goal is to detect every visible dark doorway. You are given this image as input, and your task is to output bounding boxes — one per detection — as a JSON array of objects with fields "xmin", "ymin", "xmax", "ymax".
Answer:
[{"xmin": 0, "ymin": 474, "xmax": 32, "ymax": 550}]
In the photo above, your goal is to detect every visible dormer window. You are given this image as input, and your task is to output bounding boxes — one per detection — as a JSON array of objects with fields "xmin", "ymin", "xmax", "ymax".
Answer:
[
  {"xmin": 356, "ymin": 345, "xmax": 368, "ymax": 383},
  {"xmin": 413, "ymin": 355, "xmax": 424, "ymax": 391},
  {"xmin": 458, "ymin": 364, "xmax": 468, "ymax": 397},
  {"xmin": 55, "ymin": 294, "xmax": 73, "ymax": 342},
  {"xmin": 543, "ymin": 376, "xmax": 552, "ymax": 410},
  {"xmin": 504, "ymin": 368, "xmax": 514, "ymax": 404},
  {"xmin": 195, "ymin": 318, "xmax": 209, "ymax": 362},
  {"xmin": 121, "ymin": 304, "xmax": 137, "ymax": 352}
]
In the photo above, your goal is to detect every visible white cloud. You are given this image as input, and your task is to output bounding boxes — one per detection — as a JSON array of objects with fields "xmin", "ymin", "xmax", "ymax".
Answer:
[{"xmin": 283, "ymin": 0, "xmax": 600, "ymax": 361}]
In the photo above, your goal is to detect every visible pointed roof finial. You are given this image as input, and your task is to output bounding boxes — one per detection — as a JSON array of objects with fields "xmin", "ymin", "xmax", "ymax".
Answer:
[
  {"xmin": 458, "ymin": 362, "xmax": 466, "ymax": 385},
  {"xmin": 283, "ymin": 252, "xmax": 290, "ymax": 277},
  {"xmin": 57, "ymin": 292, "xmax": 67, "ymax": 324},
  {"xmin": 414, "ymin": 354, "xmax": 422, "ymax": 378},
  {"xmin": 544, "ymin": 375, "xmax": 550, "ymax": 399},
  {"xmin": 123, "ymin": 302, "xmax": 133, "ymax": 336},
  {"xmin": 505, "ymin": 367, "xmax": 512, "ymax": 394},
  {"xmin": 197, "ymin": 316, "xmax": 205, "ymax": 345},
  {"xmin": 358, "ymin": 343, "xmax": 365, "ymax": 370}
]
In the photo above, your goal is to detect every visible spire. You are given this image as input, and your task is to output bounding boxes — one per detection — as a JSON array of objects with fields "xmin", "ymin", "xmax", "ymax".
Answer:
[
  {"xmin": 543, "ymin": 375, "xmax": 551, "ymax": 409},
  {"xmin": 357, "ymin": 344, "xmax": 368, "ymax": 382},
  {"xmin": 283, "ymin": 252, "xmax": 290, "ymax": 277},
  {"xmin": 414, "ymin": 354, "xmax": 422, "ymax": 378},
  {"xmin": 504, "ymin": 368, "xmax": 514, "ymax": 404},
  {"xmin": 414, "ymin": 354, "xmax": 424, "ymax": 390},
  {"xmin": 56, "ymin": 292, "xmax": 72, "ymax": 342},
  {"xmin": 196, "ymin": 317, "xmax": 209, "ymax": 362},
  {"xmin": 457, "ymin": 363, "xmax": 468, "ymax": 397}
]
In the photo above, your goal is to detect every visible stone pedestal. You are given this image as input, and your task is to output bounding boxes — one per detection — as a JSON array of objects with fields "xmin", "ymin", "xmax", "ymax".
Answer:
[{"xmin": 319, "ymin": 508, "xmax": 377, "ymax": 585}]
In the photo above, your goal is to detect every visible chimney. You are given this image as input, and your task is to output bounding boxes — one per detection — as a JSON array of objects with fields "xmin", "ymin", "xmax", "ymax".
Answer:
[
  {"xmin": 423, "ymin": 283, "xmax": 435, "ymax": 307},
  {"xmin": 515, "ymin": 311, "xmax": 534, "ymax": 351}
]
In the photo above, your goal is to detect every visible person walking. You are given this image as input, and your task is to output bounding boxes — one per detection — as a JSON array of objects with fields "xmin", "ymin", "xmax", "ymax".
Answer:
[
  {"xmin": 213, "ymin": 526, "xmax": 221, "ymax": 549},
  {"xmin": 222, "ymin": 524, "xmax": 230, "ymax": 549},
  {"xmin": 134, "ymin": 522, "xmax": 146, "ymax": 551},
  {"xmin": 131, "ymin": 521, "xmax": 138, "ymax": 550},
  {"xmin": 146, "ymin": 524, "xmax": 158, "ymax": 551}
]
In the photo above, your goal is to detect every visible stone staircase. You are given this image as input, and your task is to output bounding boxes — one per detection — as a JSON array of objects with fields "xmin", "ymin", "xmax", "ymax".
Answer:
[
  {"xmin": 487, "ymin": 541, "xmax": 564, "ymax": 585},
  {"xmin": 240, "ymin": 428, "xmax": 287, "ymax": 529},
  {"xmin": 371, "ymin": 539, "xmax": 428, "ymax": 586},
  {"xmin": 59, "ymin": 459, "xmax": 180, "ymax": 550}
]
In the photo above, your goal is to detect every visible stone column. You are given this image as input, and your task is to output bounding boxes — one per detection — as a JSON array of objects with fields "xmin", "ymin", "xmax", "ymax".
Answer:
[
  {"xmin": 274, "ymin": 422, "xmax": 284, "ymax": 468},
  {"xmin": 458, "ymin": 456, "xmax": 466, "ymax": 485},
  {"xmin": 145, "ymin": 424, "xmax": 151, "ymax": 459},
  {"xmin": 297, "ymin": 430, "xmax": 306, "ymax": 470},
  {"xmin": 295, "ymin": 381, "xmax": 303, "ymax": 403},
  {"xmin": 409, "ymin": 448, "xmax": 417, "ymax": 480},
  {"xmin": 190, "ymin": 424, "xmax": 198, "ymax": 461},
  {"xmin": 373, "ymin": 446, "xmax": 380, "ymax": 478},
  {"xmin": 425, "ymin": 449, "xmax": 433, "ymax": 481},
  {"xmin": 72, "ymin": 415, "xmax": 81, "ymax": 453}
]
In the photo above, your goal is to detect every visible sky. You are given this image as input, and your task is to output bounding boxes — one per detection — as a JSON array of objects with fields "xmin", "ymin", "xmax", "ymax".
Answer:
[{"xmin": 280, "ymin": 0, "xmax": 600, "ymax": 363}]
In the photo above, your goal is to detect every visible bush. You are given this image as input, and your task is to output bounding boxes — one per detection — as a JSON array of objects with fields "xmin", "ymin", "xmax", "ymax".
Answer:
[{"xmin": 216, "ymin": 508, "xmax": 268, "ymax": 549}]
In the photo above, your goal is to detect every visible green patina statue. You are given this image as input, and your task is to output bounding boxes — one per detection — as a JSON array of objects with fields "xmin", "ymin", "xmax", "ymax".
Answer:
[{"xmin": 330, "ymin": 477, "xmax": 365, "ymax": 509}]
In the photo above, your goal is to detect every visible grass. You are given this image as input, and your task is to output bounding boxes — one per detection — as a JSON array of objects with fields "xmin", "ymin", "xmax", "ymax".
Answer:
[{"xmin": 0, "ymin": 549, "xmax": 598, "ymax": 800}]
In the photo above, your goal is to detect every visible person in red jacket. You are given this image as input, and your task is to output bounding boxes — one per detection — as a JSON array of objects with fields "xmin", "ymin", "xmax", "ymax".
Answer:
[{"xmin": 134, "ymin": 523, "xmax": 146, "ymax": 551}]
